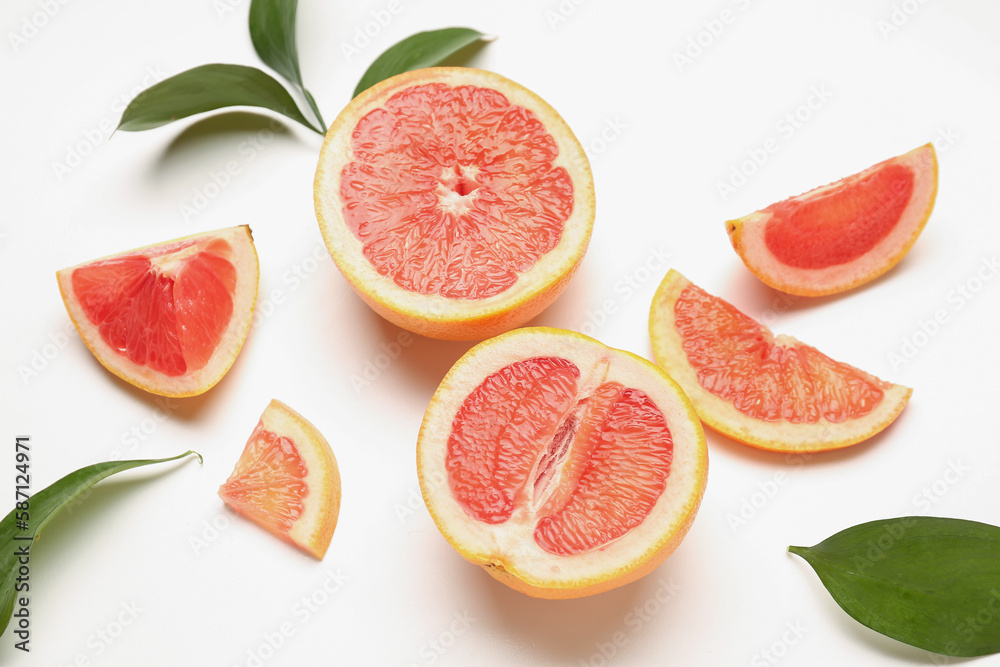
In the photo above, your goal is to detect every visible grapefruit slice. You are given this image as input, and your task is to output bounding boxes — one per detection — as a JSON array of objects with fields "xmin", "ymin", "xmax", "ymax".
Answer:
[
  {"xmin": 649, "ymin": 269, "xmax": 912, "ymax": 453},
  {"xmin": 314, "ymin": 67, "xmax": 595, "ymax": 341},
  {"xmin": 218, "ymin": 399, "xmax": 341, "ymax": 559},
  {"xmin": 57, "ymin": 226, "xmax": 259, "ymax": 397},
  {"xmin": 727, "ymin": 144, "xmax": 937, "ymax": 296},
  {"xmin": 417, "ymin": 327, "xmax": 708, "ymax": 598}
]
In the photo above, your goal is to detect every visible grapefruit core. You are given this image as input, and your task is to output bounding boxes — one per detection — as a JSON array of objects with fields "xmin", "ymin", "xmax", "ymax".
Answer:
[
  {"xmin": 417, "ymin": 327, "xmax": 707, "ymax": 599},
  {"xmin": 649, "ymin": 269, "xmax": 912, "ymax": 453},
  {"xmin": 56, "ymin": 226, "xmax": 259, "ymax": 397},
  {"xmin": 219, "ymin": 399, "xmax": 341, "ymax": 559},
  {"xmin": 314, "ymin": 67, "xmax": 595, "ymax": 341},
  {"xmin": 727, "ymin": 144, "xmax": 937, "ymax": 296}
]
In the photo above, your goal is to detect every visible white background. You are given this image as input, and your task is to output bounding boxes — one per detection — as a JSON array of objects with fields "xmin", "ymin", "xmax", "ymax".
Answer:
[{"xmin": 3, "ymin": 0, "xmax": 1000, "ymax": 665}]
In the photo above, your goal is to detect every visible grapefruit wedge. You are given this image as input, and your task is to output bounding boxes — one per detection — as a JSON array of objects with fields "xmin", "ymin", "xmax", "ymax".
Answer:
[
  {"xmin": 727, "ymin": 144, "xmax": 937, "ymax": 296},
  {"xmin": 314, "ymin": 67, "xmax": 595, "ymax": 341},
  {"xmin": 219, "ymin": 400, "xmax": 341, "ymax": 559},
  {"xmin": 649, "ymin": 270, "xmax": 912, "ymax": 453},
  {"xmin": 417, "ymin": 327, "xmax": 707, "ymax": 599},
  {"xmin": 57, "ymin": 226, "xmax": 259, "ymax": 397}
]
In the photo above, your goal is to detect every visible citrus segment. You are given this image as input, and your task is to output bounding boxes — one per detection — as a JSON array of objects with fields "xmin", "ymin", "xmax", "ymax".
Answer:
[
  {"xmin": 418, "ymin": 327, "xmax": 707, "ymax": 598},
  {"xmin": 727, "ymin": 144, "xmax": 937, "ymax": 295},
  {"xmin": 219, "ymin": 400, "xmax": 341, "ymax": 559},
  {"xmin": 57, "ymin": 226, "xmax": 259, "ymax": 397},
  {"xmin": 316, "ymin": 68, "xmax": 595, "ymax": 340},
  {"xmin": 650, "ymin": 269, "xmax": 912, "ymax": 452}
]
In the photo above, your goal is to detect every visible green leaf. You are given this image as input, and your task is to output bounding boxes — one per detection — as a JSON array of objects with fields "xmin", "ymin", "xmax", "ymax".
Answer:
[
  {"xmin": 116, "ymin": 63, "xmax": 321, "ymax": 134},
  {"xmin": 353, "ymin": 27, "xmax": 488, "ymax": 98},
  {"xmin": 0, "ymin": 451, "xmax": 202, "ymax": 638},
  {"xmin": 789, "ymin": 517, "xmax": 1000, "ymax": 657},
  {"xmin": 249, "ymin": 0, "xmax": 325, "ymax": 129}
]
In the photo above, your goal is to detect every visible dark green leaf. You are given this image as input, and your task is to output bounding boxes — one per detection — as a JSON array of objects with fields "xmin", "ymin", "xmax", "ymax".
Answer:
[
  {"xmin": 789, "ymin": 517, "xmax": 1000, "ymax": 657},
  {"xmin": 250, "ymin": 0, "xmax": 303, "ymax": 86},
  {"xmin": 0, "ymin": 451, "xmax": 202, "ymax": 637},
  {"xmin": 353, "ymin": 27, "xmax": 488, "ymax": 98},
  {"xmin": 116, "ymin": 64, "xmax": 321, "ymax": 134}
]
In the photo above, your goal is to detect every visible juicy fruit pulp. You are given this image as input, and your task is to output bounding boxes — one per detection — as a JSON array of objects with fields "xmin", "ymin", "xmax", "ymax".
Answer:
[
  {"xmin": 447, "ymin": 357, "xmax": 673, "ymax": 556},
  {"xmin": 342, "ymin": 82, "xmax": 573, "ymax": 300},
  {"xmin": 71, "ymin": 238, "xmax": 236, "ymax": 377},
  {"xmin": 675, "ymin": 284, "xmax": 885, "ymax": 423},
  {"xmin": 418, "ymin": 327, "xmax": 707, "ymax": 599},
  {"xmin": 57, "ymin": 226, "xmax": 259, "ymax": 397},
  {"xmin": 219, "ymin": 400, "xmax": 341, "ymax": 559},
  {"xmin": 649, "ymin": 270, "xmax": 912, "ymax": 452},
  {"xmin": 726, "ymin": 144, "xmax": 937, "ymax": 296},
  {"xmin": 315, "ymin": 68, "xmax": 595, "ymax": 341}
]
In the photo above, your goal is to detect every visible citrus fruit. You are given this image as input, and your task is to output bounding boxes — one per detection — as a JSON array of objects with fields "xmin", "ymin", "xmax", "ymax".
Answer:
[
  {"xmin": 314, "ymin": 67, "xmax": 595, "ymax": 341},
  {"xmin": 218, "ymin": 399, "xmax": 341, "ymax": 559},
  {"xmin": 417, "ymin": 327, "xmax": 707, "ymax": 599},
  {"xmin": 649, "ymin": 269, "xmax": 912, "ymax": 453},
  {"xmin": 726, "ymin": 143, "xmax": 937, "ymax": 296},
  {"xmin": 56, "ymin": 226, "xmax": 259, "ymax": 397}
]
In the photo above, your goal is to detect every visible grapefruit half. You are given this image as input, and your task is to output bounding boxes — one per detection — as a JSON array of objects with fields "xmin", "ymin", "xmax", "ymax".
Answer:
[
  {"xmin": 649, "ymin": 269, "xmax": 912, "ymax": 453},
  {"xmin": 314, "ymin": 67, "xmax": 595, "ymax": 341},
  {"xmin": 219, "ymin": 399, "xmax": 341, "ymax": 559},
  {"xmin": 57, "ymin": 225, "xmax": 259, "ymax": 397},
  {"xmin": 417, "ymin": 327, "xmax": 707, "ymax": 598},
  {"xmin": 727, "ymin": 144, "xmax": 937, "ymax": 296}
]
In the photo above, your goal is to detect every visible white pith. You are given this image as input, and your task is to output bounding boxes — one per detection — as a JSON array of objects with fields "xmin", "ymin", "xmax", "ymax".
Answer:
[
  {"xmin": 253, "ymin": 399, "xmax": 341, "ymax": 558},
  {"xmin": 314, "ymin": 68, "xmax": 595, "ymax": 330},
  {"xmin": 649, "ymin": 270, "xmax": 912, "ymax": 452},
  {"xmin": 729, "ymin": 144, "xmax": 937, "ymax": 296},
  {"xmin": 417, "ymin": 328, "xmax": 708, "ymax": 592},
  {"xmin": 56, "ymin": 225, "xmax": 259, "ymax": 397}
]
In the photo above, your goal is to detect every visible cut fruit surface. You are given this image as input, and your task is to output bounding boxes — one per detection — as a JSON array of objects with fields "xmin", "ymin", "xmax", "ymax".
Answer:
[
  {"xmin": 315, "ymin": 67, "xmax": 594, "ymax": 340},
  {"xmin": 57, "ymin": 226, "xmax": 259, "ymax": 397},
  {"xmin": 649, "ymin": 269, "xmax": 912, "ymax": 452},
  {"xmin": 219, "ymin": 399, "xmax": 341, "ymax": 559},
  {"xmin": 727, "ymin": 144, "xmax": 937, "ymax": 296},
  {"xmin": 417, "ymin": 327, "xmax": 707, "ymax": 598}
]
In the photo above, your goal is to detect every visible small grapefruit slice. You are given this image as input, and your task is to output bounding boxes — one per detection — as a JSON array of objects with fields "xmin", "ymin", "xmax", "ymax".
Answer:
[
  {"xmin": 727, "ymin": 144, "xmax": 937, "ymax": 296},
  {"xmin": 218, "ymin": 399, "xmax": 341, "ymax": 559},
  {"xmin": 649, "ymin": 269, "xmax": 912, "ymax": 452},
  {"xmin": 314, "ymin": 67, "xmax": 595, "ymax": 341},
  {"xmin": 56, "ymin": 226, "xmax": 259, "ymax": 397},
  {"xmin": 417, "ymin": 327, "xmax": 707, "ymax": 599}
]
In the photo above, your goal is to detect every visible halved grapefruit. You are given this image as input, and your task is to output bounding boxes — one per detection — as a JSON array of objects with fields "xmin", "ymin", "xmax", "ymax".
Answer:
[
  {"xmin": 218, "ymin": 399, "xmax": 341, "ymax": 559},
  {"xmin": 417, "ymin": 327, "xmax": 707, "ymax": 598},
  {"xmin": 727, "ymin": 144, "xmax": 937, "ymax": 296},
  {"xmin": 56, "ymin": 226, "xmax": 259, "ymax": 397},
  {"xmin": 314, "ymin": 67, "xmax": 595, "ymax": 341},
  {"xmin": 649, "ymin": 270, "xmax": 912, "ymax": 453}
]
